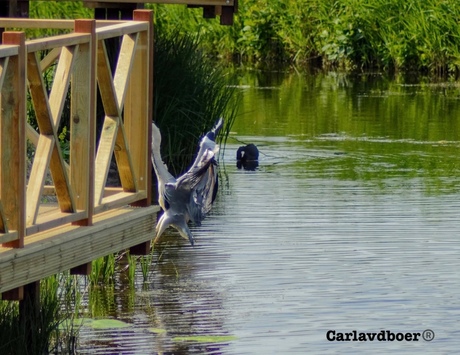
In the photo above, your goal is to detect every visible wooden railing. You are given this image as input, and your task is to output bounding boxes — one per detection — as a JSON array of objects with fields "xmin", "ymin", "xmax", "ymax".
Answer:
[{"xmin": 0, "ymin": 10, "xmax": 153, "ymax": 248}]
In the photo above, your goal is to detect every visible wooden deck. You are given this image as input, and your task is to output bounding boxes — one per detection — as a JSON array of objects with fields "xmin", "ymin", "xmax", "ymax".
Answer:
[
  {"xmin": 0, "ymin": 10, "xmax": 156, "ymax": 299},
  {"xmin": 0, "ymin": 205, "xmax": 159, "ymax": 295}
]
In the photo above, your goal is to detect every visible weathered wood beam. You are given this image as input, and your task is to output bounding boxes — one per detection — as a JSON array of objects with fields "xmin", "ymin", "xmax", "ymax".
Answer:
[
  {"xmin": 97, "ymin": 40, "xmax": 119, "ymax": 116},
  {"xmin": 94, "ymin": 115, "xmax": 119, "ymax": 204},
  {"xmin": 0, "ymin": 205, "xmax": 159, "ymax": 294},
  {"xmin": 220, "ymin": 5, "xmax": 233, "ymax": 25},
  {"xmin": 49, "ymin": 45, "xmax": 76, "ymax": 128},
  {"xmin": 114, "ymin": 118, "xmax": 137, "ymax": 192},
  {"xmin": 1, "ymin": 31, "xmax": 26, "ymax": 248},
  {"xmin": 26, "ymin": 135, "xmax": 54, "ymax": 225},
  {"xmin": 27, "ymin": 50, "xmax": 76, "ymax": 216},
  {"xmin": 2, "ymin": 286, "xmax": 24, "ymax": 300},
  {"xmin": 70, "ymin": 262, "xmax": 92, "ymax": 275},
  {"xmin": 113, "ymin": 32, "xmax": 138, "ymax": 113},
  {"xmin": 127, "ymin": 9, "xmax": 153, "ymax": 207},
  {"xmin": 72, "ymin": 19, "xmax": 97, "ymax": 226}
]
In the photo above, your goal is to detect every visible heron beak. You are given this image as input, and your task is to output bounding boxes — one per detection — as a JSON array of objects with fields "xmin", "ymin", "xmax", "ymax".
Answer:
[{"xmin": 175, "ymin": 223, "xmax": 195, "ymax": 246}]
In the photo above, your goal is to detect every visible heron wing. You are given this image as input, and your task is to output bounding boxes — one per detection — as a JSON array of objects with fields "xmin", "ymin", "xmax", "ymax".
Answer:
[
  {"xmin": 174, "ymin": 146, "xmax": 216, "ymax": 223},
  {"xmin": 190, "ymin": 158, "xmax": 218, "ymax": 220}
]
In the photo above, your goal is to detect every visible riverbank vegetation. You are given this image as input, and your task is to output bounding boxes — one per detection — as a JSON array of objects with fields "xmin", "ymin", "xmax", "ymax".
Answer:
[{"xmin": 150, "ymin": 0, "xmax": 460, "ymax": 75}]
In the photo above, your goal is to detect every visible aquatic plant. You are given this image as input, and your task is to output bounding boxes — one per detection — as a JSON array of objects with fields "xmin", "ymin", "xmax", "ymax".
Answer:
[{"xmin": 89, "ymin": 254, "xmax": 116, "ymax": 285}]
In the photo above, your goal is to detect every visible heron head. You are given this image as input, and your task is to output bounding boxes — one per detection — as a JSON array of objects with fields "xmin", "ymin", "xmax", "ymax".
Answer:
[{"xmin": 154, "ymin": 211, "xmax": 195, "ymax": 246}]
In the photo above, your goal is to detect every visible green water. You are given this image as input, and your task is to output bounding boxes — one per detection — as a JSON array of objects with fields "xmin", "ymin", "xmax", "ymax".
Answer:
[
  {"xmin": 233, "ymin": 71, "xmax": 460, "ymax": 195},
  {"xmin": 78, "ymin": 70, "xmax": 460, "ymax": 354}
]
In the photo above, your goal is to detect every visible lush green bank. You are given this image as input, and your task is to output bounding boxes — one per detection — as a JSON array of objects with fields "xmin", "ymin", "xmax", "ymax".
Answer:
[
  {"xmin": 29, "ymin": 0, "xmax": 460, "ymax": 74},
  {"xmin": 151, "ymin": 0, "xmax": 460, "ymax": 75}
]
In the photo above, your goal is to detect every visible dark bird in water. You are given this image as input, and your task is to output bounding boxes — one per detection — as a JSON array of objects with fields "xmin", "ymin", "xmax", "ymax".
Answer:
[
  {"xmin": 151, "ymin": 118, "xmax": 223, "ymax": 245},
  {"xmin": 237, "ymin": 143, "xmax": 259, "ymax": 170}
]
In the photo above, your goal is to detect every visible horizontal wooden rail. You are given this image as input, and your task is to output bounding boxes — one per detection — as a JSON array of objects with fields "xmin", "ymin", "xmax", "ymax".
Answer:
[
  {"xmin": 95, "ymin": 21, "xmax": 148, "ymax": 39},
  {"xmin": 0, "ymin": 18, "xmax": 149, "ymax": 30},
  {"xmin": 0, "ymin": 44, "xmax": 19, "ymax": 57},
  {"xmin": 0, "ymin": 10, "xmax": 153, "ymax": 248},
  {"xmin": 26, "ymin": 33, "xmax": 90, "ymax": 53},
  {"xmin": 0, "ymin": 18, "xmax": 76, "ymax": 29}
]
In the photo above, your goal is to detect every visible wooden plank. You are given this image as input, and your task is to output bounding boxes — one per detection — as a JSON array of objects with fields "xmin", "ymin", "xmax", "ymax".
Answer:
[
  {"xmin": 27, "ymin": 52, "xmax": 54, "ymax": 135},
  {"xmin": 28, "ymin": 53, "xmax": 76, "ymax": 216},
  {"xmin": 49, "ymin": 140, "xmax": 76, "ymax": 214},
  {"xmin": 96, "ymin": 21, "xmax": 147, "ymax": 41},
  {"xmin": 0, "ymin": 57, "xmax": 8, "ymax": 92},
  {"xmin": 0, "ymin": 231, "xmax": 19, "ymax": 245},
  {"xmin": 130, "ymin": 240, "xmax": 151, "ymax": 256},
  {"xmin": 94, "ymin": 115, "xmax": 118, "ymax": 204},
  {"xmin": 0, "ymin": 19, "xmax": 130, "ymax": 30},
  {"xmin": 72, "ymin": 19, "xmax": 96, "ymax": 226},
  {"xmin": 98, "ymin": 190, "xmax": 147, "ymax": 213},
  {"xmin": 49, "ymin": 45, "xmax": 76, "ymax": 128},
  {"xmin": 203, "ymin": 6, "xmax": 217, "ymax": 18},
  {"xmin": 0, "ymin": 202, "xmax": 8, "ymax": 233},
  {"xmin": 0, "ymin": 205, "xmax": 159, "ymax": 294},
  {"xmin": 113, "ymin": 33, "xmax": 138, "ymax": 112},
  {"xmin": 0, "ymin": 18, "xmax": 75, "ymax": 29},
  {"xmin": 2, "ymin": 287, "xmax": 23, "ymax": 301},
  {"xmin": 97, "ymin": 40, "xmax": 119, "ymax": 116},
  {"xmin": 1, "ymin": 31, "xmax": 26, "ymax": 248},
  {"xmin": 70, "ymin": 262, "xmax": 92, "ymax": 275},
  {"xmin": 39, "ymin": 47, "xmax": 60, "ymax": 72},
  {"xmin": 0, "ymin": 45, "xmax": 19, "ymax": 59},
  {"xmin": 42, "ymin": 185, "xmax": 56, "ymax": 196},
  {"xmin": 87, "ymin": 2, "xmax": 139, "ymax": 10},
  {"xmin": 26, "ymin": 135, "xmax": 54, "ymax": 225},
  {"xmin": 114, "ymin": 119, "xmax": 137, "ymax": 192},
  {"xmin": 26, "ymin": 123, "xmax": 39, "ymax": 146},
  {"xmin": 126, "ymin": 9, "xmax": 153, "ymax": 207},
  {"xmin": 27, "ymin": 209, "xmax": 87, "ymax": 235},
  {"xmin": 26, "ymin": 33, "xmax": 90, "ymax": 53},
  {"xmin": 220, "ymin": 5, "xmax": 234, "ymax": 25}
]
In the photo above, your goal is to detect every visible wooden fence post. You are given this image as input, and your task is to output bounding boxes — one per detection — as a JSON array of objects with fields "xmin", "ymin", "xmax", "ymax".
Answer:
[
  {"xmin": 128, "ymin": 9, "xmax": 154, "ymax": 255},
  {"xmin": 72, "ymin": 20, "xmax": 97, "ymax": 227},
  {"xmin": 1, "ymin": 31, "xmax": 26, "ymax": 248},
  {"xmin": 70, "ymin": 20, "xmax": 96, "ymax": 274},
  {"xmin": 126, "ymin": 9, "xmax": 153, "ymax": 208}
]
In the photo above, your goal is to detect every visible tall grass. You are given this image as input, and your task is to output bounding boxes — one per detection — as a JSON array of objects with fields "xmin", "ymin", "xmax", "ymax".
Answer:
[
  {"xmin": 0, "ymin": 274, "xmax": 81, "ymax": 354},
  {"xmin": 153, "ymin": 28, "xmax": 239, "ymax": 175}
]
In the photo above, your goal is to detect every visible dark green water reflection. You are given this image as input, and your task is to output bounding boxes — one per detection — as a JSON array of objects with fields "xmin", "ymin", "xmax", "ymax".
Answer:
[
  {"xmin": 233, "ymin": 71, "xmax": 460, "ymax": 195},
  {"xmin": 234, "ymin": 71, "xmax": 460, "ymax": 140}
]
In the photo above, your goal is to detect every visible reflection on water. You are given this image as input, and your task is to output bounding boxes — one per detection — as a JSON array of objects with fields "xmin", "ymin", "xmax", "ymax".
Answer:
[{"xmin": 78, "ymin": 71, "xmax": 460, "ymax": 354}]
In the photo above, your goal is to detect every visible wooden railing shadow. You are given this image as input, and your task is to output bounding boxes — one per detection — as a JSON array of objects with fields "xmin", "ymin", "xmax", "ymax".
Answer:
[{"xmin": 0, "ymin": 10, "xmax": 153, "ymax": 249}]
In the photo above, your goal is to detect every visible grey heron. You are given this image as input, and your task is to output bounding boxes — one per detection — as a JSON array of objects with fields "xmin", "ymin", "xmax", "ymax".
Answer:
[{"xmin": 151, "ymin": 118, "xmax": 223, "ymax": 245}]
